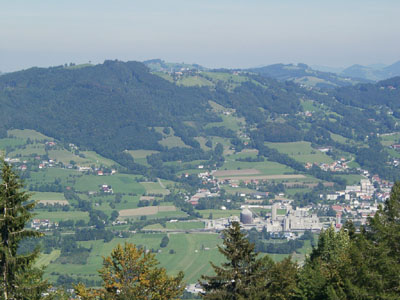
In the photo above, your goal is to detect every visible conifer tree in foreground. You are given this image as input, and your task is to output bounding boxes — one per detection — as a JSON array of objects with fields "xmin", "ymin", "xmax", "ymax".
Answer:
[
  {"xmin": 75, "ymin": 242, "xmax": 184, "ymax": 300},
  {"xmin": 200, "ymin": 221, "xmax": 269, "ymax": 300},
  {"xmin": 0, "ymin": 159, "xmax": 48, "ymax": 300}
]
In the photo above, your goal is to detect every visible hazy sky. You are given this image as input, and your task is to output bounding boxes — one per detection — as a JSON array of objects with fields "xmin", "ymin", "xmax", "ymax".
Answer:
[{"xmin": 1, "ymin": 0, "xmax": 399, "ymax": 72}]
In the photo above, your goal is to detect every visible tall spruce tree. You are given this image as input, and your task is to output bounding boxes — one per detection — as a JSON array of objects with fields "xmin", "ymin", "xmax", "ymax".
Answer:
[
  {"xmin": 200, "ymin": 221, "xmax": 268, "ymax": 300},
  {"xmin": 0, "ymin": 159, "xmax": 48, "ymax": 299}
]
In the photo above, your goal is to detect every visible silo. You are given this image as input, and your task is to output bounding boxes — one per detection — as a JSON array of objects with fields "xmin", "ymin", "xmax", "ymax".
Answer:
[{"xmin": 240, "ymin": 208, "xmax": 253, "ymax": 224}]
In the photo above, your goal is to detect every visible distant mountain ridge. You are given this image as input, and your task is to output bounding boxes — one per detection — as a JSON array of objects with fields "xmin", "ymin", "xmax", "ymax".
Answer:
[
  {"xmin": 247, "ymin": 63, "xmax": 369, "ymax": 89},
  {"xmin": 143, "ymin": 59, "xmax": 207, "ymax": 73},
  {"xmin": 341, "ymin": 61, "xmax": 400, "ymax": 81}
]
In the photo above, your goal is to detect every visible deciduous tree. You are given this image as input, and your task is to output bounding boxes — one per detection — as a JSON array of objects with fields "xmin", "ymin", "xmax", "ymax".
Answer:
[{"xmin": 75, "ymin": 242, "xmax": 184, "ymax": 300}]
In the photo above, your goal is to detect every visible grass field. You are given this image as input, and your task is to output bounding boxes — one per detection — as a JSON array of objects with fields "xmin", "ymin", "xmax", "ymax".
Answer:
[
  {"xmin": 380, "ymin": 132, "xmax": 400, "ymax": 146},
  {"xmin": 31, "ymin": 192, "xmax": 69, "ymax": 205},
  {"xmin": 266, "ymin": 141, "xmax": 333, "ymax": 164},
  {"xmin": 221, "ymin": 159, "xmax": 295, "ymax": 176},
  {"xmin": 216, "ymin": 174, "xmax": 306, "ymax": 181},
  {"xmin": 36, "ymin": 250, "xmax": 61, "ymax": 267},
  {"xmin": 119, "ymin": 205, "xmax": 176, "ymax": 217},
  {"xmin": 128, "ymin": 150, "xmax": 160, "ymax": 159},
  {"xmin": 226, "ymin": 149, "xmax": 259, "ymax": 159},
  {"xmin": 140, "ymin": 181, "xmax": 170, "ymax": 195},
  {"xmin": 197, "ymin": 209, "xmax": 241, "ymax": 219},
  {"xmin": 177, "ymin": 75, "xmax": 214, "ymax": 87},
  {"xmin": 159, "ymin": 136, "xmax": 189, "ymax": 148},
  {"xmin": 8, "ymin": 144, "xmax": 46, "ymax": 157},
  {"xmin": 195, "ymin": 136, "xmax": 212, "ymax": 151},
  {"xmin": 27, "ymin": 168, "xmax": 81, "ymax": 187},
  {"xmin": 205, "ymin": 114, "xmax": 245, "ymax": 132},
  {"xmin": 153, "ymin": 72, "xmax": 174, "ymax": 82},
  {"xmin": 0, "ymin": 137, "xmax": 26, "ymax": 150},
  {"xmin": 73, "ymin": 174, "xmax": 145, "ymax": 194},
  {"xmin": 157, "ymin": 233, "xmax": 223, "ymax": 282},
  {"xmin": 48, "ymin": 149, "xmax": 86, "ymax": 165},
  {"xmin": 336, "ymin": 174, "xmax": 364, "ymax": 185},
  {"xmin": 34, "ymin": 210, "xmax": 89, "ymax": 222},
  {"xmin": 43, "ymin": 233, "xmax": 223, "ymax": 284},
  {"xmin": 82, "ymin": 151, "xmax": 117, "ymax": 167},
  {"xmin": 127, "ymin": 150, "xmax": 160, "ymax": 166},
  {"xmin": 8, "ymin": 129, "xmax": 53, "ymax": 141},
  {"xmin": 144, "ymin": 221, "xmax": 205, "ymax": 230},
  {"xmin": 300, "ymin": 100, "xmax": 322, "ymax": 112},
  {"xmin": 31, "ymin": 192, "xmax": 66, "ymax": 201},
  {"xmin": 42, "ymin": 232, "xmax": 316, "ymax": 285}
]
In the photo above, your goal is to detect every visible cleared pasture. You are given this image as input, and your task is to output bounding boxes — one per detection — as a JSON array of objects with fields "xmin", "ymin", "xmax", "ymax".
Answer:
[
  {"xmin": 214, "ymin": 169, "xmax": 260, "ymax": 176},
  {"xmin": 33, "ymin": 210, "xmax": 89, "ymax": 222},
  {"xmin": 119, "ymin": 205, "xmax": 176, "ymax": 217},
  {"xmin": 216, "ymin": 174, "xmax": 306, "ymax": 181},
  {"xmin": 265, "ymin": 141, "xmax": 333, "ymax": 164},
  {"xmin": 140, "ymin": 181, "xmax": 170, "ymax": 195},
  {"xmin": 221, "ymin": 159, "xmax": 295, "ymax": 176},
  {"xmin": 73, "ymin": 174, "xmax": 145, "ymax": 194},
  {"xmin": 159, "ymin": 136, "xmax": 189, "ymax": 148},
  {"xmin": 8, "ymin": 129, "xmax": 53, "ymax": 141},
  {"xmin": 197, "ymin": 209, "xmax": 241, "ymax": 219}
]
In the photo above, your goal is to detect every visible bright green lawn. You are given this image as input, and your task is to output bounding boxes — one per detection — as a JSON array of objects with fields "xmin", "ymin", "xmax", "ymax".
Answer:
[
  {"xmin": 73, "ymin": 174, "xmax": 145, "ymax": 194},
  {"xmin": 265, "ymin": 141, "xmax": 333, "ymax": 164}
]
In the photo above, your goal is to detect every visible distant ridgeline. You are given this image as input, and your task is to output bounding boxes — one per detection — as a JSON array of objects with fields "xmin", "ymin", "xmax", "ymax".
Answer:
[{"xmin": 1, "ymin": 60, "xmax": 400, "ymax": 180}]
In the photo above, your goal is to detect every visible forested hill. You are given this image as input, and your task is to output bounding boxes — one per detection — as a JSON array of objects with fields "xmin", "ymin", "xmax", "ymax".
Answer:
[
  {"xmin": 2, "ymin": 60, "xmax": 400, "ymax": 180},
  {"xmin": 0, "ymin": 60, "xmax": 217, "ymax": 155},
  {"xmin": 0, "ymin": 60, "xmax": 304, "ymax": 156}
]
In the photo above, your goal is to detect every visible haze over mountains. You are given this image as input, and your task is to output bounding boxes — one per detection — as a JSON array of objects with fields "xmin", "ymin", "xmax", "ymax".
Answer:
[{"xmin": 142, "ymin": 59, "xmax": 400, "ymax": 89}]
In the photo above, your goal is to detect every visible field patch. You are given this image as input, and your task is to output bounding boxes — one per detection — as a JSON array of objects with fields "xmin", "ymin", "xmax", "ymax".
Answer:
[
  {"xmin": 128, "ymin": 150, "xmax": 160, "ymax": 159},
  {"xmin": 380, "ymin": 132, "xmax": 400, "ymax": 147},
  {"xmin": 119, "ymin": 205, "xmax": 176, "ymax": 217},
  {"xmin": 33, "ymin": 210, "xmax": 89, "ymax": 222},
  {"xmin": 140, "ymin": 181, "xmax": 170, "ymax": 195},
  {"xmin": 214, "ymin": 169, "xmax": 260, "ymax": 177},
  {"xmin": 8, "ymin": 144, "xmax": 46, "ymax": 157},
  {"xmin": 216, "ymin": 174, "xmax": 306, "ymax": 181},
  {"xmin": 177, "ymin": 75, "xmax": 214, "ymax": 87},
  {"xmin": 0, "ymin": 138, "xmax": 26, "ymax": 150},
  {"xmin": 73, "ymin": 174, "xmax": 145, "ymax": 194},
  {"xmin": 8, "ymin": 129, "xmax": 53, "ymax": 141},
  {"xmin": 31, "ymin": 192, "xmax": 69, "ymax": 205},
  {"xmin": 265, "ymin": 141, "xmax": 333, "ymax": 164},
  {"xmin": 159, "ymin": 136, "xmax": 189, "ymax": 148},
  {"xmin": 221, "ymin": 159, "xmax": 295, "ymax": 176}
]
